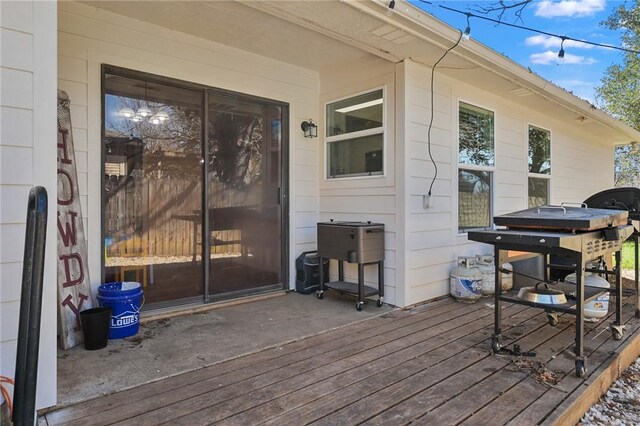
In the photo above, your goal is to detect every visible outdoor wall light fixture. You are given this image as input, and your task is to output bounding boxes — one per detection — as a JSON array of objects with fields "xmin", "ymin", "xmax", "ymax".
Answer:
[{"xmin": 301, "ymin": 119, "xmax": 318, "ymax": 138}]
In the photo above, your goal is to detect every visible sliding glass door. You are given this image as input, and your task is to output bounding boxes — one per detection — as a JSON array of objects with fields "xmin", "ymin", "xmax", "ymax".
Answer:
[
  {"xmin": 103, "ymin": 71, "xmax": 204, "ymax": 306},
  {"xmin": 206, "ymin": 93, "xmax": 285, "ymax": 297},
  {"xmin": 103, "ymin": 66, "xmax": 288, "ymax": 307}
]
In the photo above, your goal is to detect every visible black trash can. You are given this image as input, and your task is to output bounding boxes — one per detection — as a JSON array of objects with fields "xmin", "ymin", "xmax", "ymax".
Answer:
[{"xmin": 80, "ymin": 307, "xmax": 112, "ymax": 350}]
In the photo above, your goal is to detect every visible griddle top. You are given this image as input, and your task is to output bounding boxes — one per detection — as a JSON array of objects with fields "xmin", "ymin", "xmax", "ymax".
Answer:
[{"xmin": 494, "ymin": 205, "xmax": 628, "ymax": 231}]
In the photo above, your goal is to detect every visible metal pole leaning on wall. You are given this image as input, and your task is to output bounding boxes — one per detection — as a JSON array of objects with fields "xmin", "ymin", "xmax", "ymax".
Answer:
[{"xmin": 12, "ymin": 186, "xmax": 48, "ymax": 426}]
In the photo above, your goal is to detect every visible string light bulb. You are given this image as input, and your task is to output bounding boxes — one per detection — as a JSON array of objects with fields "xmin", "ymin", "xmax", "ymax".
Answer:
[
  {"xmin": 462, "ymin": 14, "xmax": 471, "ymax": 41},
  {"xmin": 386, "ymin": 0, "xmax": 395, "ymax": 16},
  {"xmin": 557, "ymin": 37, "xmax": 566, "ymax": 63}
]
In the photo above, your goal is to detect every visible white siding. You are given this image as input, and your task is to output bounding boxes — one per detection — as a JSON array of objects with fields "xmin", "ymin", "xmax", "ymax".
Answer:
[
  {"xmin": 319, "ymin": 57, "xmax": 399, "ymax": 305},
  {"xmin": 57, "ymin": 1, "xmax": 321, "ymax": 294},
  {"xmin": 401, "ymin": 59, "xmax": 615, "ymax": 307},
  {"xmin": 0, "ymin": 0, "xmax": 57, "ymax": 409}
]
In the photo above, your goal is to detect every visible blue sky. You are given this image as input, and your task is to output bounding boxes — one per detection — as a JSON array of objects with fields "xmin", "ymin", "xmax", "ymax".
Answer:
[{"xmin": 411, "ymin": 0, "xmax": 627, "ymax": 103}]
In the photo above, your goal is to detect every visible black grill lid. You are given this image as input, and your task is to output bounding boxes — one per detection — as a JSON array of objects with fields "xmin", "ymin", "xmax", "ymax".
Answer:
[
  {"xmin": 584, "ymin": 187, "xmax": 640, "ymax": 221},
  {"xmin": 493, "ymin": 205, "xmax": 628, "ymax": 231}
]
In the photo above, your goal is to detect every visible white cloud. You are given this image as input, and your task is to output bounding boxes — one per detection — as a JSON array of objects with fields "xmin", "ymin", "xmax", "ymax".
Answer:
[
  {"xmin": 525, "ymin": 34, "xmax": 594, "ymax": 49},
  {"xmin": 529, "ymin": 50, "xmax": 597, "ymax": 65},
  {"xmin": 535, "ymin": 0, "xmax": 606, "ymax": 18}
]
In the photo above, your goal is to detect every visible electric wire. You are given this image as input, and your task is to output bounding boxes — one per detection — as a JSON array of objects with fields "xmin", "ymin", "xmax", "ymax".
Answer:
[
  {"xmin": 427, "ymin": 30, "xmax": 464, "ymax": 199},
  {"xmin": 438, "ymin": 5, "xmax": 640, "ymax": 55}
]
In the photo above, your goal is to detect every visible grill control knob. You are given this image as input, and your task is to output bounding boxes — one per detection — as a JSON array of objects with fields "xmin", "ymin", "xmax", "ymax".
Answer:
[{"xmin": 540, "ymin": 239, "xmax": 546, "ymax": 243}]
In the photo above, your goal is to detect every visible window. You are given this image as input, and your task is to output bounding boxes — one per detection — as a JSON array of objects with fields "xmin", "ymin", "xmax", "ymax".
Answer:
[
  {"xmin": 458, "ymin": 102, "xmax": 494, "ymax": 233},
  {"xmin": 326, "ymin": 89, "xmax": 384, "ymax": 178},
  {"xmin": 528, "ymin": 125, "xmax": 551, "ymax": 208}
]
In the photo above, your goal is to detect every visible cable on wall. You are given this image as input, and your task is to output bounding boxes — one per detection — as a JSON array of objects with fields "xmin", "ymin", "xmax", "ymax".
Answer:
[{"xmin": 425, "ymin": 30, "xmax": 464, "ymax": 208}]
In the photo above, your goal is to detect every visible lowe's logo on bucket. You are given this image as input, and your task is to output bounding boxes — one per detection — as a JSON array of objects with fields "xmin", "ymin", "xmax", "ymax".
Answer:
[{"xmin": 111, "ymin": 310, "xmax": 140, "ymax": 329}]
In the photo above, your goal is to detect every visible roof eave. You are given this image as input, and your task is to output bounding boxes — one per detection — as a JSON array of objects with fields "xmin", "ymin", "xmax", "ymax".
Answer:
[{"xmin": 358, "ymin": 0, "xmax": 640, "ymax": 144}]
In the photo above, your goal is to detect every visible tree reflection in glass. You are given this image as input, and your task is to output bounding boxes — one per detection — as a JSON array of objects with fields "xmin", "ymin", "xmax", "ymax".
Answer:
[
  {"xmin": 208, "ymin": 109, "xmax": 263, "ymax": 187},
  {"xmin": 528, "ymin": 126, "xmax": 551, "ymax": 174},
  {"xmin": 459, "ymin": 102, "xmax": 495, "ymax": 167}
]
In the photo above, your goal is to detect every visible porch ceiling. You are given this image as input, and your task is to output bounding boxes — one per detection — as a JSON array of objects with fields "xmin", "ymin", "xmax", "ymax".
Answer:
[{"xmin": 81, "ymin": 0, "xmax": 374, "ymax": 71}]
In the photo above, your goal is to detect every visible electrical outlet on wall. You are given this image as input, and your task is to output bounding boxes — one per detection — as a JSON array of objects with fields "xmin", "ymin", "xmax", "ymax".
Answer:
[{"xmin": 423, "ymin": 195, "xmax": 433, "ymax": 209}]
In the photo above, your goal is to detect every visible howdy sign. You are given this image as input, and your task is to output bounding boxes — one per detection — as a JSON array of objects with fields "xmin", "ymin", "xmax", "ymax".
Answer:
[{"xmin": 57, "ymin": 90, "xmax": 94, "ymax": 349}]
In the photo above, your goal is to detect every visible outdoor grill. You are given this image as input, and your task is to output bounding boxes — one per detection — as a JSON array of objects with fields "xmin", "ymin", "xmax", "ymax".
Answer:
[
  {"xmin": 584, "ymin": 187, "xmax": 640, "ymax": 317},
  {"xmin": 468, "ymin": 204, "xmax": 634, "ymax": 377},
  {"xmin": 584, "ymin": 187, "xmax": 640, "ymax": 222},
  {"xmin": 316, "ymin": 221, "xmax": 385, "ymax": 311}
]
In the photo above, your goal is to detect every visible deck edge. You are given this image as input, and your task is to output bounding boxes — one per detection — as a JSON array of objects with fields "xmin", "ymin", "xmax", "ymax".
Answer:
[{"xmin": 549, "ymin": 321, "xmax": 640, "ymax": 426}]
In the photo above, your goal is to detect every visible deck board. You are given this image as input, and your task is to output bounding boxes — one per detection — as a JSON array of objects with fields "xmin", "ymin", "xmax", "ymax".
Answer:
[
  {"xmin": 505, "ymin": 301, "xmax": 639, "ymax": 426},
  {"xmin": 110, "ymin": 301, "xmax": 512, "ymax": 424},
  {"xmin": 44, "ymin": 295, "xmax": 640, "ymax": 426},
  {"xmin": 46, "ymin": 298, "xmax": 454, "ymax": 425}
]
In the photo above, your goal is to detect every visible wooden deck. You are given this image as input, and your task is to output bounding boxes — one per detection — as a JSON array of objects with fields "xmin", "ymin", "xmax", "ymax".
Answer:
[{"xmin": 42, "ymin": 293, "xmax": 640, "ymax": 426}]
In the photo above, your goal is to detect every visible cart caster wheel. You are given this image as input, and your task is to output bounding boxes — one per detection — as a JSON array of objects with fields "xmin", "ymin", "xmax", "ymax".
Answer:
[
  {"xmin": 491, "ymin": 338, "xmax": 502, "ymax": 353},
  {"xmin": 356, "ymin": 303, "xmax": 363, "ymax": 311},
  {"xmin": 612, "ymin": 328, "xmax": 623, "ymax": 341},
  {"xmin": 575, "ymin": 360, "xmax": 586, "ymax": 378},
  {"xmin": 547, "ymin": 313, "xmax": 559, "ymax": 327},
  {"xmin": 376, "ymin": 299, "xmax": 383, "ymax": 308},
  {"xmin": 316, "ymin": 291, "xmax": 324, "ymax": 300}
]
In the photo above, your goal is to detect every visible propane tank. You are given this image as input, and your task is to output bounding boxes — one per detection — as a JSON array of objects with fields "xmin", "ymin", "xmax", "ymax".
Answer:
[
  {"xmin": 475, "ymin": 255, "xmax": 513, "ymax": 294},
  {"xmin": 564, "ymin": 272, "xmax": 610, "ymax": 321},
  {"xmin": 450, "ymin": 257, "xmax": 483, "ymax": 303},
  {"xmin": 475, "ymin": 255, "xmax": 495, "ymax": 296}
]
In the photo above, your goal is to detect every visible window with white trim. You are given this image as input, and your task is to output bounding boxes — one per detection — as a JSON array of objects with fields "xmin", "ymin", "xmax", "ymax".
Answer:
[
  {"xmin": 458, "ymin": 102, "xmax": 494, "ymax": 233},
  {"xmin": 326, "ymin": 89, "xmax": 384, "ymax": 178},
  {"xmin": 528, "ymin": 125, "xmax": 551, "ymax": 208}
]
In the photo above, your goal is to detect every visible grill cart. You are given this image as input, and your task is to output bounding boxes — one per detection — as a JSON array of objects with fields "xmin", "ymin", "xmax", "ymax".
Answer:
[{"xmin": 468, "ymin": 204, "xmax": 633, "ymax": 377}]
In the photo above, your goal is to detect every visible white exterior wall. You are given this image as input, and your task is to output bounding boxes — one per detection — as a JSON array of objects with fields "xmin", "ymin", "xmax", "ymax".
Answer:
[
  {"xmin": 318, "ymin": 58, "xmax": 400, "ymax": 306},
  {"xmin": 57, "ymin": 1, "xmax": 320, "ymax": 295},
  {"xmin": 1, "ymin": 0, "xmax": 58, "ymax": 409},
  {"xmin": 401, "ymin": 59, "xmax": 615, "ymax": 307}
]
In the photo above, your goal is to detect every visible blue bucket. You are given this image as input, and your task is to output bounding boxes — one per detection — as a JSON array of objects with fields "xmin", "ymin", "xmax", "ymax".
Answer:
[{"xmin": 97, "ymin": 282, "xmax": 143, "ymax": 339}]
